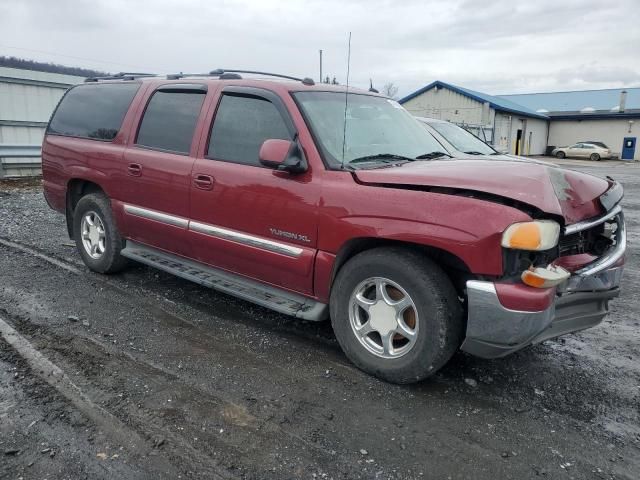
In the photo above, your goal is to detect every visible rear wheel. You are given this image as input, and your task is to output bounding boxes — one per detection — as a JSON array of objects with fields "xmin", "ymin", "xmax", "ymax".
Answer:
[
  {"xmin": 330, "ymin": 247, "xmax": 463, "ymax": 384},
  {"xmin": 556, "ymin": 151, "xmax": 566, "ymax": 159},
  {"xmin": 590, "ymin": 153, "xmax": 601, "ymax": 161},
  {"xmin": 73, "ymin": 193, "xmax": 128, "ymax": 273}
]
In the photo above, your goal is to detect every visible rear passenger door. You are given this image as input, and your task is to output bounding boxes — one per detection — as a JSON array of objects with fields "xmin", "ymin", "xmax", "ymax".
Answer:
[
  {"xmin": 121, "ymin": 84, "xmax": 208, "ymax": 256},
  {"xmin": 188, "ymin": 87, "xmax": 320, "ymax": 295}
]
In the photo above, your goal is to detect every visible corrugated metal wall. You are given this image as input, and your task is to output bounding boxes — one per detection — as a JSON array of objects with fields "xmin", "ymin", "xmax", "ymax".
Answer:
[
  {"xmin": 524, "ymin": 118, "xmax": 549, "ymax": 156},
  {"xmin": 0, "ymin": 67, "xmax": 84, "ymax": 177},
  {"xmin": 549, "ymin": 119, "xmax": 640, "ymax": 160},
  {"xmin": 402, "ymin": 87, "xmax": 491, "ymax": 126},
  {"xmin": 493, "ymin": 112, "xmax": 512, "ymax": 153},
  {"xmin": 403, "ymin": 86, "xmax": 550, "ymax": 156}
]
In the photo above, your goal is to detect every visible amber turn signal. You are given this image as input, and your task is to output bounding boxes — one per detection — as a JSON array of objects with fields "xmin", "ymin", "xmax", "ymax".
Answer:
[
  {"xmin": 502, "ymin": 221, "xmax": 560, "ymax": 251},
  {"xmin": 521, "ymin": 265, "xmax": 570, "ymax": 289}
]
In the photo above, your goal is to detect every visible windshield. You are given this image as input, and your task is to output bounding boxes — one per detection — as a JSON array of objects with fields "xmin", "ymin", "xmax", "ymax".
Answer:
[
  {"xmin": 293, "ymin": 92, "xmax": 446, "ymax": 168},
  {"xmin": 427, "ymin": 121, "xmax": 496, "ymax": 155}
]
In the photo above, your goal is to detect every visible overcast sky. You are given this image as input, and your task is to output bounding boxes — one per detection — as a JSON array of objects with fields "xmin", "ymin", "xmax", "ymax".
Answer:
[{"xmin": 1, "ymin": 0, "xmax": 638, "ymax": 97}]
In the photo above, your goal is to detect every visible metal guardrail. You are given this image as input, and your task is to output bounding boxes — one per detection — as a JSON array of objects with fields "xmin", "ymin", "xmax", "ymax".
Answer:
[{"xmin": 0, "ymin": 144, "xmax": 42, "ymax": 178}]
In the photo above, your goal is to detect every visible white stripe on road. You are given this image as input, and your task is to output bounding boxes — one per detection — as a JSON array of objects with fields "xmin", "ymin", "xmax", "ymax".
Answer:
[
  {"xmin": 0, "ymin": 315, "xmax": 147, "ymax": 453},
  {"xmin": 0, "ymin": 237, "xmax": 81, "ymax": 274}
]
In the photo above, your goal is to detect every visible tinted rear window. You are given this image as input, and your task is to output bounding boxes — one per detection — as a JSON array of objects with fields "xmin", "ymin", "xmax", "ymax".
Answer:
[
  {"xmin": 48, "ymin": 83, "xmax": 140, "ymax": 141},
  {"xmin": 136, "ymin": 90, "xmax": 206, "ymax": 154}
]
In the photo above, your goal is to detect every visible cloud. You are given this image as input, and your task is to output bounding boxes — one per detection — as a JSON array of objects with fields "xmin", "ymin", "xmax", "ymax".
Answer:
[{"xmin": 0, "ymin": 0, "xmax": 638, "ymax": 95}]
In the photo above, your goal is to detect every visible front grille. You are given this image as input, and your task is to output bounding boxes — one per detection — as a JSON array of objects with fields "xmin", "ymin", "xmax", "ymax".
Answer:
[{"xmin": 559, "ymin": 215, "xmax": 619, "ymax": 257}]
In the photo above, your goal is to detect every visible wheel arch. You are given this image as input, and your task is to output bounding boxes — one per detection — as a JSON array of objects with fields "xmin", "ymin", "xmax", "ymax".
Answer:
[
  {"xmin": 327, "ymin": 237, "xmax": 472, "ymax": 299},
  {"xmin": 65, "ymin": 179, "xmax": 107, "ymax": 238}
]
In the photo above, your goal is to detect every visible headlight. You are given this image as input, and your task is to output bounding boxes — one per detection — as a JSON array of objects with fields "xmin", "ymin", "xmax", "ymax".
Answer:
[{"xmin": 501, "ymin": 220, "xmax": 560, "ymax": 251}]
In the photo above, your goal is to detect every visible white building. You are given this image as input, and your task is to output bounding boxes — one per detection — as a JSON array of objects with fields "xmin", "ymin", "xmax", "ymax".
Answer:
[
  {"xmin": 0, "ymin": 67, "xmax": 84, "ymax": 177},
  {"xmin": 399, "ymin": 81, "xmax": 550, "ymax": 156},
  {"xmin": 502, "ymin": 88, "xmax": 639, "ymax": 161},
  {"xmin": 399, "ymin": 81, "xmax": 640, "ymax": 160}
]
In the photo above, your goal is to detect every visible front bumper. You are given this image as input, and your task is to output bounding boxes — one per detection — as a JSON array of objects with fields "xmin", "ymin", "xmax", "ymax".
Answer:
[{"xmin": 461, "ymin": 208, "xmax": 625, "ymax": 359}]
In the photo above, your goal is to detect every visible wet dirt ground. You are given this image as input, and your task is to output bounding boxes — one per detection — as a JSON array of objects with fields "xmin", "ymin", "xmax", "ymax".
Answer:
[{"xmin": 0, "ymin": 162, "xmax": 639, "ymax": 479}]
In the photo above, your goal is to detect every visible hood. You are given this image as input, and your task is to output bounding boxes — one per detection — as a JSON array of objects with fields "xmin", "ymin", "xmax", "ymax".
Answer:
[
  {"xmin": 449, "ymin": 152, "xmax": 556, "ymax": 167},
  {"xmin": 353, "ymin": 159, "xmax": 611, "ymax": 224}
]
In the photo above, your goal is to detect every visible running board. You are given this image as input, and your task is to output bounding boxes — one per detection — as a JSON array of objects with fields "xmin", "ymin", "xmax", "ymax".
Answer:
[{"xmin": 121, "ymin": 241, "xmax": 328, "ymax": 321}]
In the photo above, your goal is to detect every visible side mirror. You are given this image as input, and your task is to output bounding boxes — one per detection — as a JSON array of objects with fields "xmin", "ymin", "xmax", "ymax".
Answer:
[{"xmin": 259, "ymin": 139, "xmax": 308, "ymax": 174}]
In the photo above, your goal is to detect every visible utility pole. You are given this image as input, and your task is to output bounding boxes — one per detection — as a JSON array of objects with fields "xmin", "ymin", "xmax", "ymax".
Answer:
[{"xmin": 319, "ymin": 49, "xmax": 323, "ymax": 83}]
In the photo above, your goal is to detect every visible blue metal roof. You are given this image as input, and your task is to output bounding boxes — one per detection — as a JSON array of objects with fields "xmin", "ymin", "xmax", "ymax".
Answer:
[
  {"xmin": 499, "ymin": 88, "xmax": 640, "ymax": 114},
  {"xmin": 398, "ymin": 80, "xmax": 549, "ymax": 119}
]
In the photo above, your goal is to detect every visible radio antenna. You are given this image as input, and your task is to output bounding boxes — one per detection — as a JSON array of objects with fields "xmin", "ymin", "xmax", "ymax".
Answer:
[{"xmin": 340, "ymin": 32, "xmax": 352, "ymax": 170}]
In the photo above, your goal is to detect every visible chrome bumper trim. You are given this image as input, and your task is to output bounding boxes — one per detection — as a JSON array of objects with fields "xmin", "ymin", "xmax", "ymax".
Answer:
[
  {"xmin": 461, "ymin": 280, "xmax": 555, "ymax": 356},
  {"xmin": 561, "ymin": 212, "xmax": 626, "ymax": 292},
  {"xmin": 564, "ymin": 204, "xmax": 622, "ymax": 235},
  {"xmin": 462, "ymin": 279, "xmax": 620, "ymax": 359}
]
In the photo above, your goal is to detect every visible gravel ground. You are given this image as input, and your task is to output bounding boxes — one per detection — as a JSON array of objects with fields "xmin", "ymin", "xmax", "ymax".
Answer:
[{"xmin": 0, "ymin": 162, "xmax": 639, "ymax": 479}]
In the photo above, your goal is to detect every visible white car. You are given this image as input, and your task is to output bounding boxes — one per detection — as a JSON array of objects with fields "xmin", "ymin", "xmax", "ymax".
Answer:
[{"xmin": 551, "ymin": 143, "xmax": 613, "ymax": 161}]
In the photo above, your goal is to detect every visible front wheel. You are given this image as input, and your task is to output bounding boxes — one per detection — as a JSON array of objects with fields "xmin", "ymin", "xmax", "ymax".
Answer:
[
  {"xmin": 556, "ymin": 151, "xmax": 566, "ymax": 159},
  {"xmin": 330, "ymin": 248, "xmax": 463, "ymax": 384}
]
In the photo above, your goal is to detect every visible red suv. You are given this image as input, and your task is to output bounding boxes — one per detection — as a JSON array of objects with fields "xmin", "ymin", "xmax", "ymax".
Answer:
[{"xmin": 42, "ymin": 71, "xmax": 626, "ymax": 383}]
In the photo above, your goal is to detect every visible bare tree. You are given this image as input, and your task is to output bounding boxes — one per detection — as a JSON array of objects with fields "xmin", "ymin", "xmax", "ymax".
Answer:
[{"xmin": 382, "ymin": 82, "xmax": 399, "ymax": 99}]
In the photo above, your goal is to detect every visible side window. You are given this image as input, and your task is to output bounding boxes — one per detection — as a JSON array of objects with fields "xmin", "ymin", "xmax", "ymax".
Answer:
[
  {"xmin": 47, "ymin": 83, "xmax": 140, "ymax": 140},
  {"xmin": 136, "ymin": 90, "xmax": 206, "ymax": 154},
  {"xmin": 207, "ymin": 94, "xmax": 291, "ymax": 166}
]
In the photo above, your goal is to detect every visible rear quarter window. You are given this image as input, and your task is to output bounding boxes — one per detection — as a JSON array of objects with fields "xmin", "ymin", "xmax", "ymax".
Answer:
[
  {"xmin": 136, "ymin": 90, "xmax": 206, "ymax": 154},
  {"xmin": 47, "ymin": 83, "xmax": 140, "ymax": 141}
]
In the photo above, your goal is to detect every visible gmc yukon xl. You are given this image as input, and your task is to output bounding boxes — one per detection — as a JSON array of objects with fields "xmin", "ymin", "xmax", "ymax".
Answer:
[{"xmin": 42, "ymin": 71, "xmax": 626, "ymax": 383}]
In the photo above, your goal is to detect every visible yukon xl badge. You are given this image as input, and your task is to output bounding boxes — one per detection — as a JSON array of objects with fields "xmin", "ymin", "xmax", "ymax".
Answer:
[{"xmin": 269, "ymin": 228, "xmax": 311, "ymax": 243}]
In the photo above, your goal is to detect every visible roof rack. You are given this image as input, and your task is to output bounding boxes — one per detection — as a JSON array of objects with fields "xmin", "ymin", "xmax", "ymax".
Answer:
[
  {"xmin": 166, "ymin": 69, "xmax": 315, "ymax": 86},
  {"xmin": 165, "ymin": 71, "xmax": 242, "ymax": 80},
  {"xmin": 85, "ymin": 72, "xmax": 157, "ymax": 83},
  {"xmin": 85, "ymin": 69, "xmax": 316, "ymax": 86}
]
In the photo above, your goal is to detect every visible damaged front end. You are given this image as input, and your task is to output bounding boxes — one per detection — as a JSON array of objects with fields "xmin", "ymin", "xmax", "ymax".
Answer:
[{"xmin": 461, "ymin": 180, "xmax": 626, "ymax": 359}]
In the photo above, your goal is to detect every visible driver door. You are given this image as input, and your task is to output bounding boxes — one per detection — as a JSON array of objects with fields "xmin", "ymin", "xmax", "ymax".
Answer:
[{"xmin": 188, "ymin": 87, "xmax": 320, "ymax": 295}]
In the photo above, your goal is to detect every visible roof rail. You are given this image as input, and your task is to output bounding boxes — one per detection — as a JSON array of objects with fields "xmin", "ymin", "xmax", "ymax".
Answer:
[
  {"xmin": 87, "ymin": 69, "xmax": 317, "ymax": 85},
  {"xmin": 165, "ymin": 71, "xmax": 242, "ymax": 80},
  {"xmin": 85, "ymin": 72, "xmax": 158, "ymax": 83},
  {"xmin": 165, "ymin": 69, "xmax": 315, "ymax": 86},
  {"xmin": 213, "ymin": 69, "xmax": 315, "ymax": 85}
]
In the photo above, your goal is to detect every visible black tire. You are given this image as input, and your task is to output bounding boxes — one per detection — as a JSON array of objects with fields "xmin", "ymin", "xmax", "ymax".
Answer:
[
  {"xmin": 330, "ymin": 247, "xmax": 464, "ymax": 384},
  {"xmin": 73, "ymin": 193, "xmax": 128, "ymax": 274},
  {"xmin": 556, "ymin": 151, "xmax": 566, "ymax": 159},
  {"xmin": 590, "ymin": 153, "xmax": 601, "ymax": 161}
]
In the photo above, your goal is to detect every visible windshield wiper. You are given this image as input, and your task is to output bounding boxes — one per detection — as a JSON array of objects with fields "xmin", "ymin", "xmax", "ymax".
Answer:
[
  {"xmin": 415, "ymin": 151, "xmax": 452, "ymax": 160},
  {"xmin": 349, "ymin": 153, "xmax": 415, "ymax": 165},
  {"xmin": 463, "ymin": 151, "xmax": 487, "ymax": 155}
]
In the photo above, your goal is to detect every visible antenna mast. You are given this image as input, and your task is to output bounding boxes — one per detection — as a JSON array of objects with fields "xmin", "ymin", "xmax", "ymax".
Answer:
[{"xmin": 340, "ymin": 32, "xmax": 352, "ymax": 170}]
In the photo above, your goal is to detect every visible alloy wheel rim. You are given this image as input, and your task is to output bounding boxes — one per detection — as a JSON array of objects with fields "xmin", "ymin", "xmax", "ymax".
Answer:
[
  {"xmin": 348, "ymin": 277, "xmax": 419, "ymax": 359},
  {"xmin": 81, "ymin": 211, "xmax": 106, "ymax": 259}
]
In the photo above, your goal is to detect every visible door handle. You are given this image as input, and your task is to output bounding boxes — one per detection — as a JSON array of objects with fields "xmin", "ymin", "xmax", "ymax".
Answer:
[
  {"xmin": 194, "ymin": 174, "xmax": 214, "ymax": 190},
  {"xmin": 127, "ymin": 163, "xmax": 142, "ymax": 176}
]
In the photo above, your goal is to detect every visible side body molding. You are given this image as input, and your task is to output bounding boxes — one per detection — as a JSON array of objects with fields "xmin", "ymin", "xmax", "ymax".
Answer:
[{"xmin": 123, "ymin": 203, "xmax": 304, "ymax": 259}]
